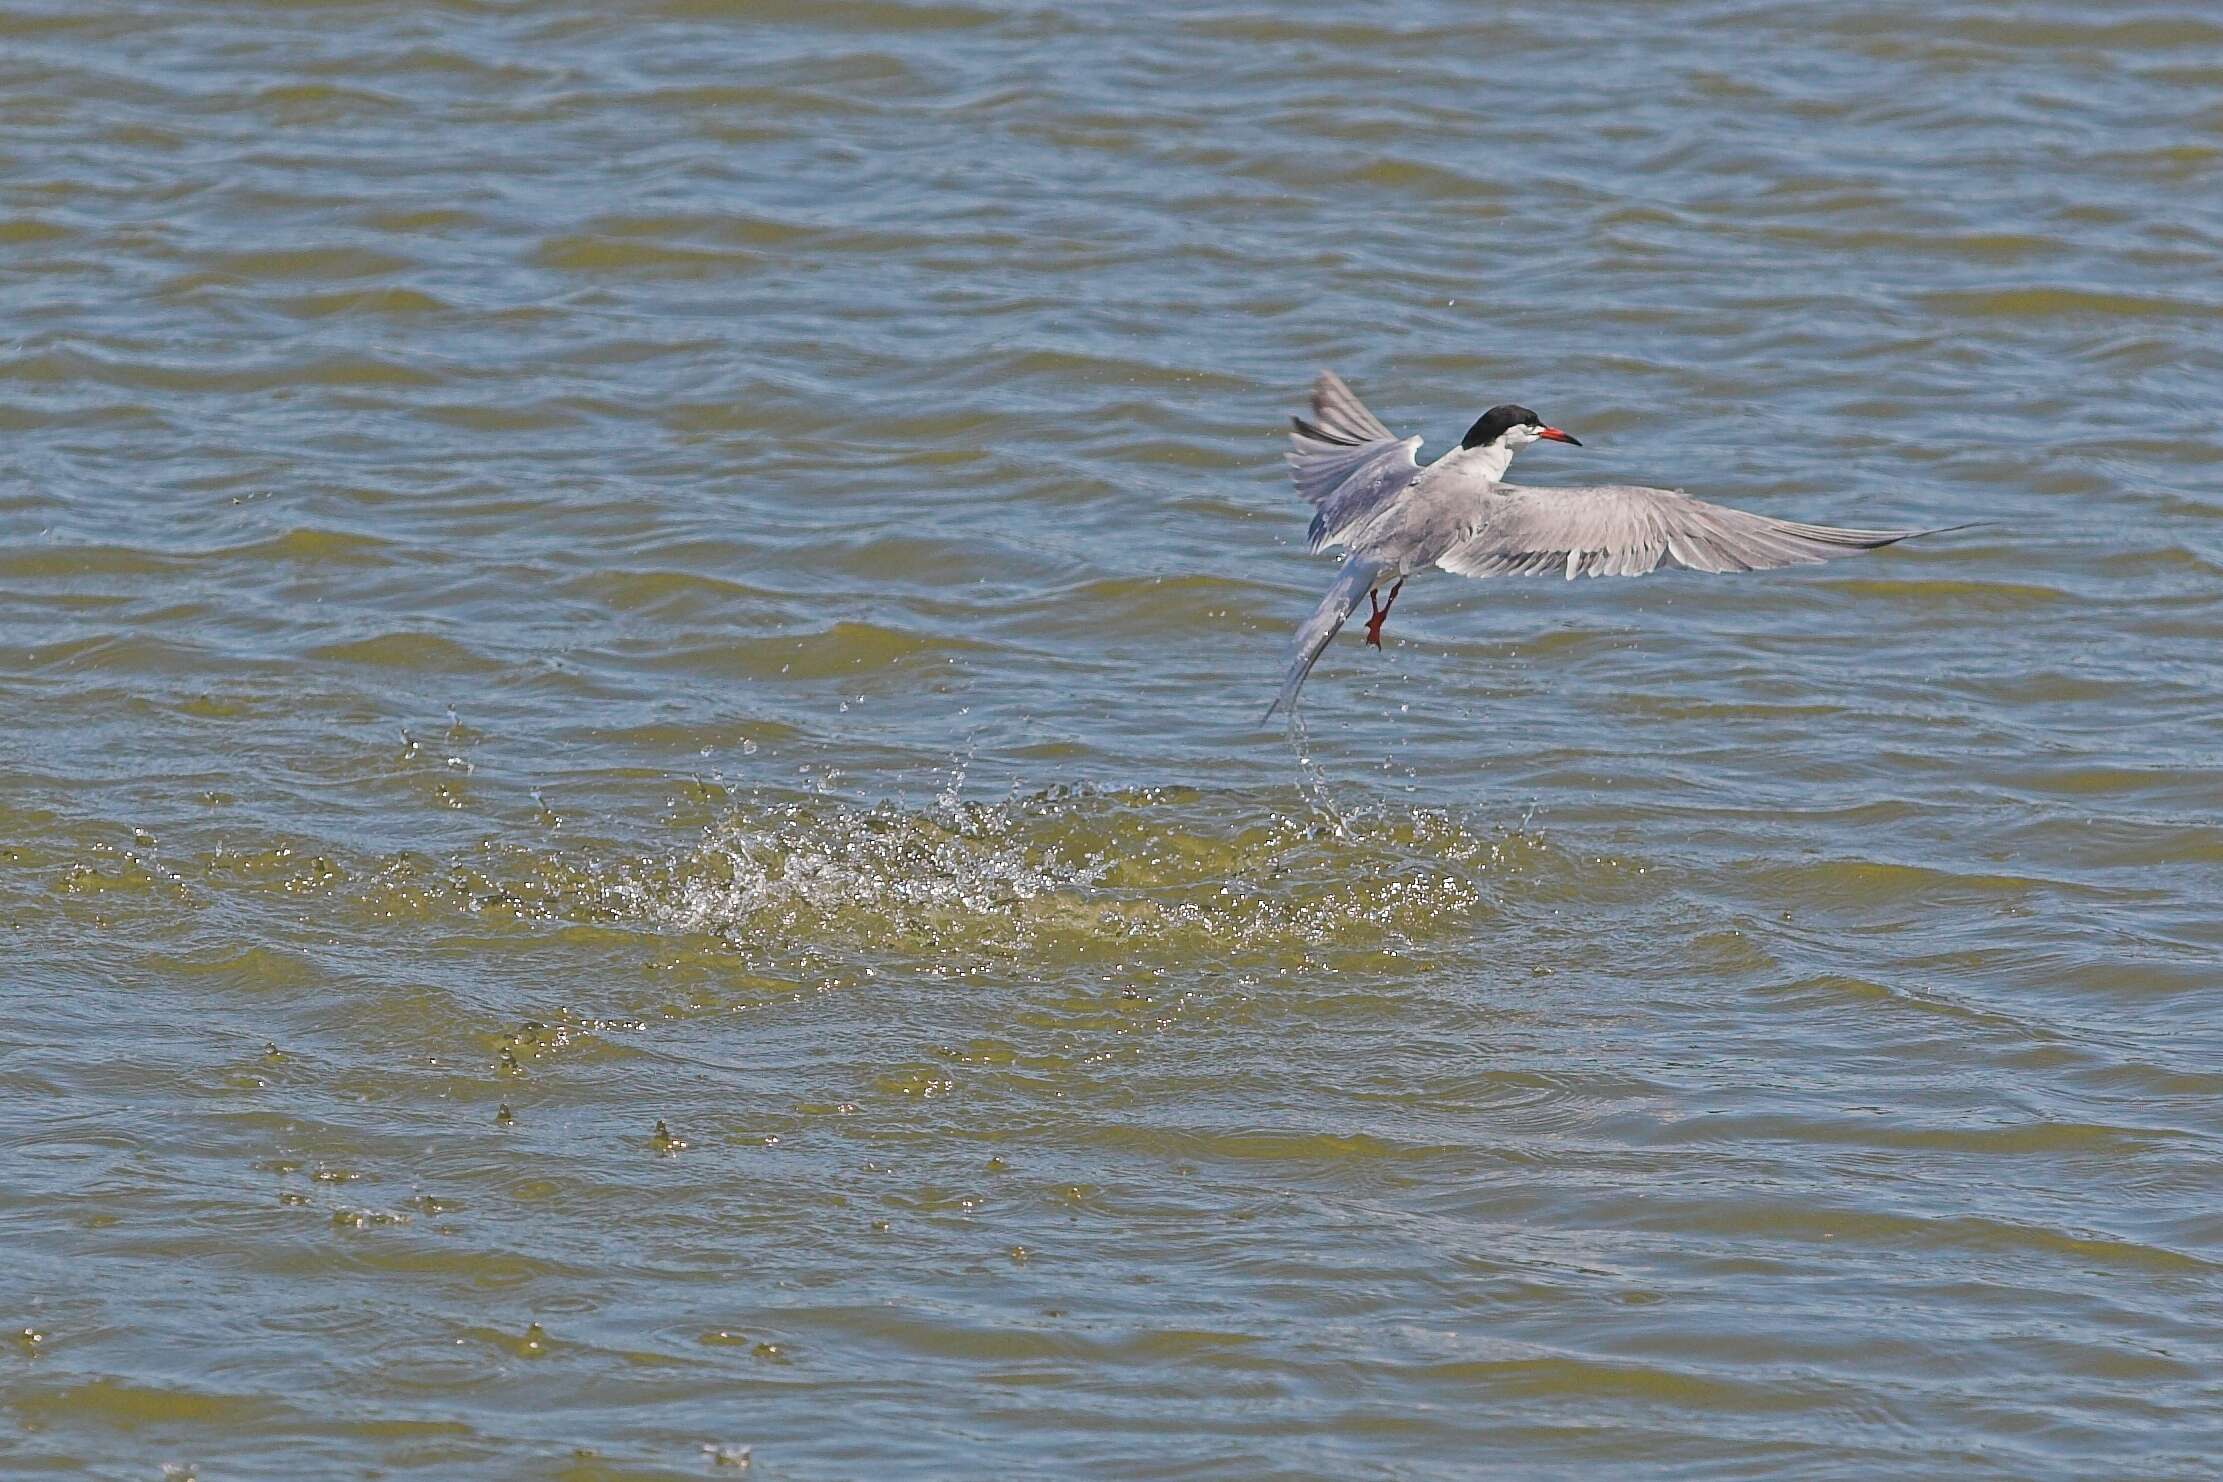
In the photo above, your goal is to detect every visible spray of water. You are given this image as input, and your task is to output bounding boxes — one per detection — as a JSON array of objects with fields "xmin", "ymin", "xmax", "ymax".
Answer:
[{"xmin": 1284, "ymin": 700, "xmax": 1351, "ymax": 839}]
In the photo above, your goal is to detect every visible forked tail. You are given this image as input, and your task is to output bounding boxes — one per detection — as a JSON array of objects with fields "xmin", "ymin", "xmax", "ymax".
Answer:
[{"xmin": 1262, "ymin": 554, "xmax": 1385, "ymax": 723}]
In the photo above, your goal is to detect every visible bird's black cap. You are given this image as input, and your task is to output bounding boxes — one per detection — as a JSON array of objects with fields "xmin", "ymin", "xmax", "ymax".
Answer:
[{"xmin": 1461, "ymin": 404, "xmax": 1541, "ymax": 449}]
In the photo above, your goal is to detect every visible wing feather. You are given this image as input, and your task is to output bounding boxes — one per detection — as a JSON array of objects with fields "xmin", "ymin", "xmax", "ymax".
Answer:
[
  {"xmin": 1305, "ymin": 369, "xmax": 1396, "ymax": 444},
  {"xmin": 1437, "ymin": 483, "xmax": 1942, "ymax": 581},
  {"xmin": 1262, "ymin": 553, "xmax": 1385, "ymax": 722},
  {"xmin": 1287, "ymin": 371, "xmax": 1422, "ymax": 554}
]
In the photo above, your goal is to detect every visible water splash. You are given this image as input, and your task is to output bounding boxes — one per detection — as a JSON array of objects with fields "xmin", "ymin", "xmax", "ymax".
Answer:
[
  {"xmin": 60, "ymin": 781, "xmax": 1553, "ymax": 972},
  {"xmin": 1284, "ymin": 702, "xmax": 1351, "ymax": 839},
  {"xmin": 606, "ymin": 790, "xmax": 1112, "ymax": 947},
  {"xmin": 576, "ymin": 781, "xmax": 1541, "ymax": 967}
]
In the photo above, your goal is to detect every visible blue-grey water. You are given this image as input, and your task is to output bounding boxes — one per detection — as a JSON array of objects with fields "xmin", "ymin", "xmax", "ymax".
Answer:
[{"xmin": 4, "ymin": 2, "xmax": 2222, "ymax": 1478}]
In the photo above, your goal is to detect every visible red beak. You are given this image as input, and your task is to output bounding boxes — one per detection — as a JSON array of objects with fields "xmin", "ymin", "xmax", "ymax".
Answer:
[{"xmin": 1537, "ymin": 426, "xmax": 1582, "ymax": 445}]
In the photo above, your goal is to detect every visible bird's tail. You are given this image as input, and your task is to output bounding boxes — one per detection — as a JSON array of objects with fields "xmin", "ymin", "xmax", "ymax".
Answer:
[{"xmin": 1262, "ymin": 554, "xmax": 1385, "ymax": 723}]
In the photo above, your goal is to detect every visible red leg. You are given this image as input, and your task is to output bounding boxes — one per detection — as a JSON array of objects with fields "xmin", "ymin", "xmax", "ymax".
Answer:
[{"xmin": 1363, "ymin": 578, "xmax": 1404, "ymax": 649}]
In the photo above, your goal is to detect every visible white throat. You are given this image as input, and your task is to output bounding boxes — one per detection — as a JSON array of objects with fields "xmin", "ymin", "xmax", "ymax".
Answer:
[{"xmin": 1445, "ymin": 439, "xmax": 1518, "ymax": 483}]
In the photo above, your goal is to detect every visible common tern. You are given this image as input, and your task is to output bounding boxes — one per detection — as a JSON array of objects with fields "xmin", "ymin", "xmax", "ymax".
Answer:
[{"xmin": 1264, "ymin": 371, "xmax": 1962, "ymax": 721}]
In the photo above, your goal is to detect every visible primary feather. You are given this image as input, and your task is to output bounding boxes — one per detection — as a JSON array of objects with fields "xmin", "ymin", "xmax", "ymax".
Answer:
[
  {"xmin": 1262, "ymin": 553, "xmax": 1383, "ymax": 723},
  {"xmin": 1287, "ymin": 371, "xmax": 1423, "ymax": 553},
  {"xmin": 1436, "ymin": 483, "xmax": 1927, "ymax": 580}
]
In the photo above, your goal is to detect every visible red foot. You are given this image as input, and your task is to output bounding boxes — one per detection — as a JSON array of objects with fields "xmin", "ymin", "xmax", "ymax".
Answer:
[{"xmin": 1363, "ymin": 578, "xmax": 1403, "ymax": 650}]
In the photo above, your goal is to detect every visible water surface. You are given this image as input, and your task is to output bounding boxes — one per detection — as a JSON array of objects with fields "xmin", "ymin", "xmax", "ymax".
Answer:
[{"xmin": 4, "ymin": 1, "xmax": 2221, "ymax": 1477}]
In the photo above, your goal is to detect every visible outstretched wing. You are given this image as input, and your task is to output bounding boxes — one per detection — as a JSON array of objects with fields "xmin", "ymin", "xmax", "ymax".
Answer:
[
  {"xmin": 1436, "ymin": 483, "xmax": 1943, "ymax": 580},
  {"xmin": 1262, "ymin": 553, "xmax": 1385, "ymax": 723},
  {"xmin": 1288, "ymin": 371, "xmax": 1421, "ymax": 553}
]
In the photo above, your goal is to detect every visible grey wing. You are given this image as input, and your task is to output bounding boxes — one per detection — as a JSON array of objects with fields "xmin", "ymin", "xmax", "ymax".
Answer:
[
  {"xmin": 1288, "ymin": 370, "xmax": 1422, "ymax": 553},
  {"xmin": 1263, "ymin": 553, "xmax": 1385, "ymax": 723},
  {"xmin": 1436, "ymin": 483, "xmax": 1943, "ymax": 580}
]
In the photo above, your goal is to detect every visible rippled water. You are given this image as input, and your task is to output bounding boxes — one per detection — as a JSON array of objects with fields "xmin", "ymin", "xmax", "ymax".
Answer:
[{"xmin": 6, "ymin": 1, "xmax": 2222, "ymax": 1476}]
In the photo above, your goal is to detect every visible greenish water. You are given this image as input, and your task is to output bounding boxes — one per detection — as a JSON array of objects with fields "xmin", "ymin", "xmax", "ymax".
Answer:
[{"xmin": 4, "ymin": 1, "xmax": 2221, "ymax": 1477}]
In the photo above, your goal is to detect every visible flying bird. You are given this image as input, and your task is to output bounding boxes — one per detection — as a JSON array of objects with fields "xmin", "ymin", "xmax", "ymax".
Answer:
[{"xmin": 1263, "ymin": 371, "xmax": 1959, "ymax": 721}]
